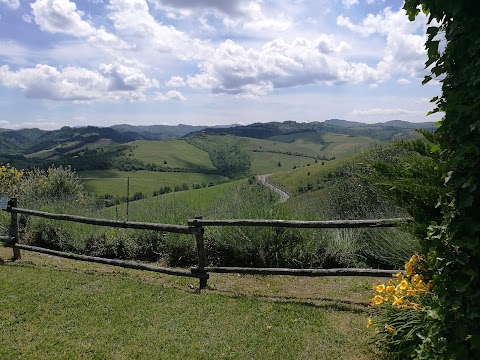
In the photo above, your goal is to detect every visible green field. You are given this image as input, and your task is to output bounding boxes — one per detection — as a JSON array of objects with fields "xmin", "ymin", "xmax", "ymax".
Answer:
[
  {"xmin": 126, "ymin": 139, "xmax": 216, "ymax": 170},
  {"xmin": 103, "ymin": 180, "xmax": 242, "ymax": 222},
  {"xmin": 250, "ymin": 152, "xmax": 317, "ymax": 175},
  {"xmin": 245, "ymin": 137, "xmax": 324, "ymax": 157},
  {"xmin": 78, "ymin": 169, "xmax": 228, "ymax": 197},
  {"xmin": 320, "ymin": 134, "xmax": 379, "ymax": 158},
  {"xmin": 0, "ymin": 248, "xmax": 380, "ymax": 359},
  {"xmin": 268, "ymin": 157, "xmax": 352, "ymax": 195},
  {"xmin": 243, "ymin": 134, "xmax": 378, "ymax": 175}
]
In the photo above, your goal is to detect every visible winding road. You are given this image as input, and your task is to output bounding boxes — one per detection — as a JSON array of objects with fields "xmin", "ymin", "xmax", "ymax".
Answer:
[{"xmin": 256, "ymin": 175, "xmax": 290, "ymax": 203}]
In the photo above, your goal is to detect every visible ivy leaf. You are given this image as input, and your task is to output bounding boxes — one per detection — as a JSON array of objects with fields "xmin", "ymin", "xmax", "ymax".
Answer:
[
  {"xmin": 423, "ymin": 75, "xmax": 433, "ymax": 84},
  {"xmin": 445, "ymin": 171, "xmax": 453, "ymax": 184}
]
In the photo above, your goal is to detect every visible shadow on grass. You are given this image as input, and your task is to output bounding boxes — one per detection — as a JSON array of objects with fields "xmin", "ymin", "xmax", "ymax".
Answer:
[
  {"xmin": 208, "ymin": 287, "xmax": 369, "ymax": 314},
  {"xmin": 2, "ymin": 255, "xmax": 370, "ymax": 314}
]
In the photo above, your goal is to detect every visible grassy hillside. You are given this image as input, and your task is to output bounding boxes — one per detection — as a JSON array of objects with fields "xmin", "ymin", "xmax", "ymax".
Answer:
[
  {"xmin": 126, "ymin": 139, "xmax": 216, "ymax": 170},
  {"xmin": 78, "ymin": 169, "xmax": 228, "ymax": 197},
  {"xmin": 268, "ymin": 157, "xmax": 351, "ymax": 195},
  {"xmin": 0, "ymin": 248, "xmax": 379, "ymax": 359}
]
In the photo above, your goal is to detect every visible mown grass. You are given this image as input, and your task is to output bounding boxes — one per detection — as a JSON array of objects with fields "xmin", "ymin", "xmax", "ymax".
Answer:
[
  {"xmin": 126, "ymin": 139, "xmax": 217, "ymax": 170},
  {"xmin": 78, "ymin": 169, "xmax": 228, "ymax": 197},
  {"xmin": 0, "ymin": 247, "xmax": 380, "ymax": 360}
]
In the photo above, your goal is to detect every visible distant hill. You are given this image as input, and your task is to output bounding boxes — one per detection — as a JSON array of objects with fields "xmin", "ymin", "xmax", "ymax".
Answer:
[
  {"xmin": 0, "ymin": 119, "xmax": 437, "ymax": 166},
  {"xmin": 323, "ymin": 119, "xmax": 367, "ymax": 127},
  {"xmin": 188, "ymin": 119, "xmax": 437, "ymax": 142},
  {"xmin": 0, "ymin": 128, "xmax": 47, "ymax": 152},
  {"xmin": 324, "ymin": 119, "xmax": 437, "ymax": 130},
  {"xmin": 381, "ymin": 120, "xmax": 437, "ymax": 129},
  {"xmin": 186, "ymin": 121, "xmax": 325, "ymax": 139},
  {"xmin": 111, "ymin": 123, "xmax": 234, "ymax": 140},
  {"xmin": 0, "ymin": 126, "xmax": 139, "ymax": 160}
]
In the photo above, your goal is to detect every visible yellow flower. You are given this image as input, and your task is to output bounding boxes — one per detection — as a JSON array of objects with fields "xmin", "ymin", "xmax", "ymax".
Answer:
[
  {"xmin": 397, "ymin": 280, "xmax": 410, "ymax": 291},
  {"xmin": 371, "ymin": 295, "xmax": 383, "ymax": 305},
  {"xmin": 412, "ymin": 274, "xmax": 423, "ymax": 285},
  {"xmin": 367, "ymin": 318, "xmax": 374, "ymax": 328},
  {"xmin": 407, "ymin": 289, "xmax": 417, "ymax": 297},
  {"xmin": 385, "ymin": 325, "xmax": 395, "ymax": 334},
  {"xmin": 374, "ymin": 284, "xmax": 385, "ymax": 293},
  {"xmin": 392, "ymin": 296, "xmax": 403, "ymax": 307},
  {"xmin": 394, "ymin": 272, "xmax": 404, "ymax": 282},
  {"xmin": 405, "ymin": 263, "xmax": 415, "ymax": 277},
  {"xmin": 386, "ymin": 285, "xmax": 396, "ymax": 293}
]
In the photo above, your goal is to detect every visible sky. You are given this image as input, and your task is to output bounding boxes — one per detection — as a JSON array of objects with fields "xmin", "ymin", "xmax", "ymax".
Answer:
[{"xmin": 0, "ymin": 0, "xmax": 441, "ymax": 130}]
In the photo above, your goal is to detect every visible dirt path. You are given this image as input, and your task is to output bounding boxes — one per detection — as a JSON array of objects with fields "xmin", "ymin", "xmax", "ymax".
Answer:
[{"xmin": 256, "ymin": 174, "xmax": 290, "ymax": 203}]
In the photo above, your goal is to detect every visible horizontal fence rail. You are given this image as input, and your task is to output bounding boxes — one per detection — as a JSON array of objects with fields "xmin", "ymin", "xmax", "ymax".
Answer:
[
  {"xmin": 4, "ymin": 243, "xmax": 207, "ymax": 279},
  {"xmin": 1, "ymin": 197, "xmax": 412, "ymax": 289},
  {"xmin": 0, "ymin": 235, "xmax": 13, "ymax": 242},
  {"xmin": 187, "ymin": 217, "xmax": 413, "ymax": 229},
  {"xmin": 195, "ymin": 266, "xmax": 400, "ymax": 278},
  {"xmin": 10, "ymin": 207, "xmax": 198, "ymax": 234}
]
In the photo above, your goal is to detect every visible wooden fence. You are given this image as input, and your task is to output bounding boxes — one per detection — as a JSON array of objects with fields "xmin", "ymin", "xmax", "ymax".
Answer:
[{"xmin": 1, "ymin": 197, "xmax": 412, "ymax": 289}]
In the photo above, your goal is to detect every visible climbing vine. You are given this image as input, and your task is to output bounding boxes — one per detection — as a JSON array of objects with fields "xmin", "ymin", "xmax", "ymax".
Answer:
[{"xmin": 403, "ymin": 1, "xmax": 480, "ymax": 358}]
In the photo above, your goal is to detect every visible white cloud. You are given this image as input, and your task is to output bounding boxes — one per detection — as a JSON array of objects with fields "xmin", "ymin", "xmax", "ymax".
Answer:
[
  {"xmin": 0, "ymin": 40, "xmax": 30, "ymax": 65},
  {"xmin": 155, "ymin": 90, "xmax": 186, "ymax": 101},
  {"xmin": 186, "ymin": 37, "xmax": 382, "ymax": 96},
  {"xmin": 397, "ymin": 78, "xmax": 410, "ymax": 85},
  {"xmin": 166, "ymin": 76, "xmax": 185, "ymax": 87},
  {"xmin": 22, "ymin": 13, "xmax": 33, "ymax": 23},
  {"xmin": 107, "ymin": 0, "xmax": 212, "ymax": 61},
  {"xmin": 337, "ymin": 7, "xmax": 427, "ymax": 80},
  {"xmin": 0, "ymin": 63, "xmax": 158, "ymax": 102},
  {"xmin": 342, "ymin": 0, "xmax": 359, "ymax": 8},
  {"xmin": 31, "ymin": 0, "xmax": 129, "ymax": 50},
  {"xmin": 31, "ymin": 0, "xmax": 96, "ymax": 36},
  {"xmin": 99, "ymin": 63, "xmax": 159, "ymax": 91},
  {"xmin": 0, "ymin": 0, "xmax": 20, "ymax": 10},
  {"xmin": 348, "ymin": 108, "xmax": 425, "ymax": 117},
  {"xmin": 151, "ymin": 0, "xmax": 291, "ymax": 31}
]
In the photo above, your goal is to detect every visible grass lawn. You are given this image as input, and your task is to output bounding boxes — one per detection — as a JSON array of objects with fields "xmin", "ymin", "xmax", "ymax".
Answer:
[{"xmin": 0, "ymin": 247, "xmax": 381, "ymax": 359}]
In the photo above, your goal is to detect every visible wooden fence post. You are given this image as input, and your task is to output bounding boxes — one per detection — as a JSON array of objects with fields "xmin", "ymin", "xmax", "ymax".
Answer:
[
  {"xmin": 9, "ymin": 198, "xmax": 21, "ymax": 260},
  {"xmin": 194, "ymin": 215, "xmax": 208, "ymax": 289}
]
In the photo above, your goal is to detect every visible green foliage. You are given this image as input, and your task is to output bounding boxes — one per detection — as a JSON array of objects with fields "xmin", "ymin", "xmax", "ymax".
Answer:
[
  {"xmin": 186, "ymin": 134, "xmax": 251, "ymax": 178},
  {"xmin": 401, "ymin": 1, "xmax": 480, "ymax": 358},
  {"xmin": 22, "ymin": 166, "xmax": 84, "ymax": 205},
  {"xmin": 366, "ymin": 135, "xmax": 445, "ymax": 240}
]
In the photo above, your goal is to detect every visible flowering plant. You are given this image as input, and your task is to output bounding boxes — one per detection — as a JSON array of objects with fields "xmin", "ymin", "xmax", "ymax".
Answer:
[{"xmin": 368, "ymin": 254, "xmax": 434, "ymax": 358}]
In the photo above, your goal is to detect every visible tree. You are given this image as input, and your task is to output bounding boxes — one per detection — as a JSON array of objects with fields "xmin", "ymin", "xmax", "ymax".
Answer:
[{"xmin": 403, "ymin": 1, "xmax": 480, "ymax": 358}]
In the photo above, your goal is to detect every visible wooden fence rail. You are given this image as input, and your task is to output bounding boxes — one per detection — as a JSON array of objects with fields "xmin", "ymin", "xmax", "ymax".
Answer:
[
  {"xmin": 12, "ymin": 207, "xmax": 198, "ymax": 234},
  {"xmin": 1, "ymin": 197, "xmax": 410, "ymax": 289},
  {"xmin": 187, "ymin": 217, "xmax": 413, "ymax": 229}
]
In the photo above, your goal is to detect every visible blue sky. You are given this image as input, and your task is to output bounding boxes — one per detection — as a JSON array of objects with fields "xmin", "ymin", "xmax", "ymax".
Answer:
[{"xmin": 0, "ymin": 0, "xmax": 440, "ymax": 130}]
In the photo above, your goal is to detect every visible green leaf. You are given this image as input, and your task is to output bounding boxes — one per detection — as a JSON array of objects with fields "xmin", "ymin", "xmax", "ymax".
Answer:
[
  {"xmin": 431, "ymin": 144, "xmax": 441, "ymax": 153},
  {"xmin": 423, "ymin": 75, "xmax": 433, "ymax": 85}
]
